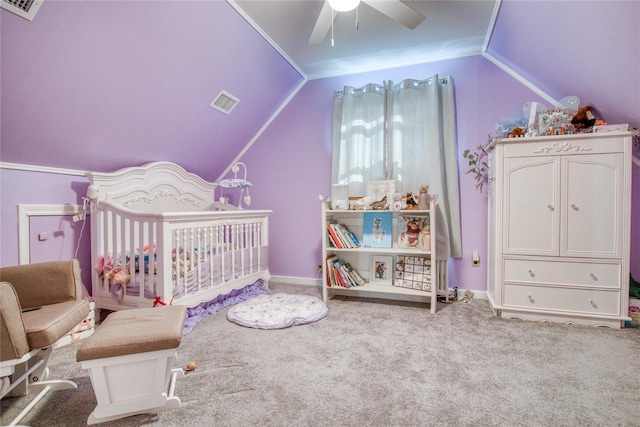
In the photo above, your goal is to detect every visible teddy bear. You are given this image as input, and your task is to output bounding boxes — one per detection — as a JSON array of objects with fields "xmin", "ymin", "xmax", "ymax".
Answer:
[
  {"xmin": 508, "ymin": 127, "xmax": 526, "ymax": 138},
  {"xmin": 104, "ymin": 267, "xmax": 130, "ymax": 285},
  {"xmin": 571, "ymin": 106, "xmax": 597, "ymax": 130}
]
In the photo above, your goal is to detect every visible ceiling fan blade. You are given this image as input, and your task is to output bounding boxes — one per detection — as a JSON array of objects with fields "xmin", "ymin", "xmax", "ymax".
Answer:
[
  {"xmin": 363, "ymin": 0, "xmax": 425, "ymax": 30},
  {"xmin": 308, "ymin": 1, "xmax": 335, "ymax": 45}
]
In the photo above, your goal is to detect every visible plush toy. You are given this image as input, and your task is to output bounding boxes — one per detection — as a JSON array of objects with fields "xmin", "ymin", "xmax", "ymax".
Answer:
[
  {"xmin": 571, "ymin": 106, "xmax": 597, "ymax": 130},
  {"xmin": 390, "ymin": 192, "xmax": 405, "ymax": 211},
  {"xmin": 508, "ymin": 127, "xmax": 526, "ymax": 138},
  {"xmin": 404, "ymin": 193, "xmax": 418, "ymax": 210},
  {"xmin": 104, "ymin": 267, "xmax": 130, "ymax": 285}
]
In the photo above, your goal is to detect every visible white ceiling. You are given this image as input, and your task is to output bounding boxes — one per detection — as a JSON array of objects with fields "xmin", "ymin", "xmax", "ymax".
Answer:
[{"xmin": 231, "ymin": 0, "xmax": 500, "ymax": 79}]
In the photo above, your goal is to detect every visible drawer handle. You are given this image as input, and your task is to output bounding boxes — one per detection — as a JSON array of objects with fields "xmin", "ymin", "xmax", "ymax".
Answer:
[
  {"xmin": 571, "ymin": 203, "xmax": 579, "ymax": 211},
  {"xmin": 547, "ymin": 205, "xmax": 555, "ymax": 211},
  {"xmin": 590, "ymin": 299, "xmax": 598, "ymax": 309},
  {"xmin": 528, "ymin": 269, "xmax": 535, "ymax": 278},
  {"xmin": 528, "ymin": 295, "xmax": 535, "ymax": 303},
  {"xmin": 590, "ymin": 273, "xmax": 598, "ymax": 281}
]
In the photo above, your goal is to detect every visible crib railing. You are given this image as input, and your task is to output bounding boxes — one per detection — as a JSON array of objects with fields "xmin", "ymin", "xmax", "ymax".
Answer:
[{"xmin": 90, "ymin": 201, "xmax": 271, "ymax": 309}]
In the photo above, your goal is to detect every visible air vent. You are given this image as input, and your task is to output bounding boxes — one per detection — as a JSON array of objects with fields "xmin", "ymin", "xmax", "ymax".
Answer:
[
  {"xmin": 1, "ymin": 0, "xmax": 43, "ymax": 21},
  {"xmin": 209, "ymin": 90, "xmax": 239, "ymax": 115}
]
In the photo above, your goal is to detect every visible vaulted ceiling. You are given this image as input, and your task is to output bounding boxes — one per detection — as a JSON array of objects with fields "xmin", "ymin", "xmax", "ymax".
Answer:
[{"xmin": 232, "ymin": 0, "xmax": 499, "ymax": 79}]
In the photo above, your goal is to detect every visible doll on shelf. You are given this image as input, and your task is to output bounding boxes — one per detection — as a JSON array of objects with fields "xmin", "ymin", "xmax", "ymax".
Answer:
[{"xmin": 399, "ymin": 219, "xmax": 421, "ymax": 248}]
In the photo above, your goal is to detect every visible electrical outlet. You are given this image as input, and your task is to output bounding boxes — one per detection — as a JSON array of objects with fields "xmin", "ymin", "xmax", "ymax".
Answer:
[{"xmin": 472, "ymin": 251, "xmax": 480, "ymax": 267}]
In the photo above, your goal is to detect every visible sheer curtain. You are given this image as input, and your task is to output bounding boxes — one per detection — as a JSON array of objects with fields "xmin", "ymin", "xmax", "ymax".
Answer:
[
  {"xmin": 332, "ymin": 75, "xmax": 461, "ymax": 259},
  {"xmin": 387, "ymin": 76, "xmax": 461, "ymax": 258},
  {"xmin": 331, "ymin": 83, "xmax": 385, "ymax": 198}
]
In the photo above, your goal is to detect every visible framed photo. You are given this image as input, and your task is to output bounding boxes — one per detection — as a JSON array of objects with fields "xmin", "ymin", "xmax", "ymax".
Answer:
[
  {"xmin": 367, "ymin": 180, "xmax": 395, "ymax": 208},
  {"xmin": 370, "ymin": 255, "xmax": 393, "ymax": 285},
  {"xmin": 362, "ymin": 211, "xmax": 393, "ymax": 248}
]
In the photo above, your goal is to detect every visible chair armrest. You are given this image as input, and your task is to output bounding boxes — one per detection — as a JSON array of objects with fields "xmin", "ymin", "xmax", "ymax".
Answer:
[
  {"xmin": 0, "ymin": 260, "xmax": 85, "ymax": 309},
  {"xmin": 0, "ymin": 282, "xmax": 30, "ymax": 361}
]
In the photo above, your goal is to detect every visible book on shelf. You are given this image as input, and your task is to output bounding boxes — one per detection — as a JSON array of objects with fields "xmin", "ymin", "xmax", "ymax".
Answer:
[
  {"xmin": 325, "ymin": 255, "xmax": 365, "ymax": 288},
  {"xmin": 327, "ymin": 224, "xmax": 344, "ymax": 248},
  {"xmin": 361, "ymin": 211, "xmax": 393, "ymax": 248},
  {"xmin": 327, "ymin": 222, "xmax": 361, "ymax": 249}
]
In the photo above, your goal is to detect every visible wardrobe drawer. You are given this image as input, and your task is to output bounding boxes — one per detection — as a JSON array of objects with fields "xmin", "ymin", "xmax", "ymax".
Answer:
[
  {"xmin": 503, "ymin": 259, "xmax": 620, "ymax": 289},
  {"xmin": 502, "ymin": 283, "xmax": 620, "ymax": 315}
]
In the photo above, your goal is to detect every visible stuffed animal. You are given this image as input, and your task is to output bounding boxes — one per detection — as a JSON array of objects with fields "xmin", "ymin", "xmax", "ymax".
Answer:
[
  {"xmin": 104, "ymin": 267, "xmax": 131, "ymax": 285},
  {"xmin": 390, "ymin": 192, "xmax": 405, "ymax": 211},
  {"xmin": 508, "ymin": 127, "xmax": 526, "ymax": 138},
  {"xmin": 404, "ymin": 193, "xmax": 418, "ymax": 210},
  {"xmin": 571, "ymin": 106, "xmax": 597, "ymax": 130}
]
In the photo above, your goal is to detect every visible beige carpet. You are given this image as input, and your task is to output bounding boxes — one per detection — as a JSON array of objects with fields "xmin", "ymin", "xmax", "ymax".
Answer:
[{"xmin": 2, "ymin": 283, "xmax": 639, "ymax": 426}]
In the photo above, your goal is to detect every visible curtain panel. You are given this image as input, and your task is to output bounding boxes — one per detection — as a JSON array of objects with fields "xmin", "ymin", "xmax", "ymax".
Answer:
[{"xmin": 331, "ymin": 75, "xmax": 461, "ymax": 259}]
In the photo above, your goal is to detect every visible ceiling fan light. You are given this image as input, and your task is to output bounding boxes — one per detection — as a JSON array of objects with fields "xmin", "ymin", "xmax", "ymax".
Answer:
[{"xmin": 328, "ymin": 0, "xmax": 360, "ymax": 12}]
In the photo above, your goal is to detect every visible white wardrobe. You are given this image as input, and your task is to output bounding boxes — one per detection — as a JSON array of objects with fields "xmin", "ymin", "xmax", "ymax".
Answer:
[{"xmin": 487, "ymin": 132, "xmax": 632, "ymax": 328}]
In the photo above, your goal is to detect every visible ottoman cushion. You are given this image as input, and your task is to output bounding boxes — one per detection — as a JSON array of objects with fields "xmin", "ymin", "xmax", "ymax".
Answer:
[{"xmin": 77, "ymin": 306, "xmax": 186, "ymax": 362}]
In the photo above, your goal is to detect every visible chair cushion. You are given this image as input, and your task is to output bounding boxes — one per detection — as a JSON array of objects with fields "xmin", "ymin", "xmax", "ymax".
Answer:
[
  {"xmin": 76, "ymin": 306, "xmax": 187, "ymax": 362},
  {"xmin": 0, "ymin": 282, "xmax": 29, "ymax": 361},
  {"xmin": 0, "ymin": 260, "xmax": 82, "ymax": 308},
  {"xmin": 22, "ymin": 300, "xmax": 90, "ymax": 349}
]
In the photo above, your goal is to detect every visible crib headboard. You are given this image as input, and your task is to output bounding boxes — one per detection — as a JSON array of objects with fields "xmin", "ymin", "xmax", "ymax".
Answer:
[{"xmin": 86, "ymin": 162, "xmax": 218, "ymax": 213}]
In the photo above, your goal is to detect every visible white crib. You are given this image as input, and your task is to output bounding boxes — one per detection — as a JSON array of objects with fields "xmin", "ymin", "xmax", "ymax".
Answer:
[{"xmin": 85, "ymin": 161, "xmax": 271, "ymax": 312}]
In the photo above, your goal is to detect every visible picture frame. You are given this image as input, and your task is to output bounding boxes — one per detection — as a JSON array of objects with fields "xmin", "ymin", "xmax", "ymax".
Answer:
[
  {"xmin": 361, "ymin": 211, "xmax": 393, "ymax": 248},
  {"xmin": 394, "ymin": 255, "xmax": 431, "ymax": 291},
  {"xmin": 397, "ymin": 215, "xmax": 430, "ymax": 249},
  {"xmin": 366, "ymin": 180, "xmax": 395, "ymax": 208},
  {"xmin": 370, "ymin": 255, "xmax": 393, "ymax": 285}
]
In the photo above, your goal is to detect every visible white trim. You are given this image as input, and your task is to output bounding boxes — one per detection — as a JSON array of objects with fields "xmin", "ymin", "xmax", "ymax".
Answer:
[
  {"xmin": 270, "ymin": 275, "xmax": 321, "ymax": 288},
  {"xmin": 216, "ymin": 78, "xmax": 308, "ymax": 182},
  {"xmin": 482, "ymin": 0, "xmax": 502, "ymax": 53},
  {"xmin": 270, "ymin": 275, "xmax": 489, "ymax": 302},
  {"xmin": 227, "ymin": 0, "xmax": 306, "ymax": 79},
  {"xmin": 1, "ymin": 162, "xmax": 87, "ymax": 177},
  {"xmin": 481, "ymin": 52, "xmax": 558, "ymax": 107},
  {"xmin": 18, "ymin": 204, "xmax": 85, "ymax": 265},
  {"xmin": 1, "ymin": 0, "xmax": 44, "ymax": 21}
]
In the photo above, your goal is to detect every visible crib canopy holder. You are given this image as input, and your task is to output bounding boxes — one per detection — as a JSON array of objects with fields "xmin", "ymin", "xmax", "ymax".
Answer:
[{"xmin": 218, "ymin": 162, "xmax": 252, "ymax": 209}]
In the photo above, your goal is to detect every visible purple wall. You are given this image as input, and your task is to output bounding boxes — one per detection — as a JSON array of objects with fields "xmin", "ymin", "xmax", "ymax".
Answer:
[
  {"xmin": 0, "ymin": 0, "xmax": 303, "ymax": 179},
  {"xmin": 488, "ymin": 0, "xmax": 640, "ymax": 278},
  {"xmin": 243, "ymin": 55, "xmax": 547, "ymax": 290}
]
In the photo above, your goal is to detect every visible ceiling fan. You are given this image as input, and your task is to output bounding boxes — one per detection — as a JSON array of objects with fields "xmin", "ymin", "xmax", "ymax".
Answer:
[{"xmin": 308, "ymin": 0, "xmax": 426, "ymax": 45}]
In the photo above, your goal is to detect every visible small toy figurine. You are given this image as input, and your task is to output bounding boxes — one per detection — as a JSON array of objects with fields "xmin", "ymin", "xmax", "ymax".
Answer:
[
  {"xmin": 418, "ymin": 185, "xmax": 430, "ymax": 210},
  {"xmin": 369, "ymin": 195, "xmax": 388, "ymax": 210},
  {"xmin": 404, "ymin": 193, "xmax": 418, "ymax": 210}
]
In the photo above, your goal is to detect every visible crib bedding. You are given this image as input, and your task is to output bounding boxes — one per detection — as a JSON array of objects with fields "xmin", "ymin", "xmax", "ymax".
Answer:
[{"xmin": 97, "ymin": 246, "xmax": 268, "ymax": 302}]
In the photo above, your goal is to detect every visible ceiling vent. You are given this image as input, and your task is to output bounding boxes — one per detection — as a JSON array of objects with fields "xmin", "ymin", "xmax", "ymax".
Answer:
[
  {"xmin": 1, "ymin": 0, "xmax": 43, "ymax": 21},
  {"xmin": 210, "ymin": 90, "xmax": 239, "ymax": 115}
]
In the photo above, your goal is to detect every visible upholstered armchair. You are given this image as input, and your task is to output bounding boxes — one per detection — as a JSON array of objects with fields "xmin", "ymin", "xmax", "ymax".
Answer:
[{"xmin": 0, "ymin": 259, "xmax": 90, "ymax": 425}]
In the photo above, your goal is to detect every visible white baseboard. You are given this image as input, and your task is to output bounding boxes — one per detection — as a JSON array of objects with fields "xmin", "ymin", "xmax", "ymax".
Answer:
[
  {"xmin": 269, "ymin": 275, "xmax": 488, "ymax": 301},
  {"xmin": 270, "ymin": 275, "xmax": 321, "ymax": 288}
]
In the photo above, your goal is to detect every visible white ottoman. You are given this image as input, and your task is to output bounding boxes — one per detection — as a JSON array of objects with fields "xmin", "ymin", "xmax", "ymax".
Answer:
[{"xmin": 76, "ymin": 306, "xmax": 187, "ymax": 425}]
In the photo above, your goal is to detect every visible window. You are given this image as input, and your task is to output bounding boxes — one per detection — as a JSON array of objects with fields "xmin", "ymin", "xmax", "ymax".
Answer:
[{"xmin": 331, "ymin": 75, "xmax": 461, "ymax": 258}]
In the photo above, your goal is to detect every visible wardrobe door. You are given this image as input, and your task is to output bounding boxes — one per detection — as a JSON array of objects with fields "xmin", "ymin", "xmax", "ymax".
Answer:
[
  {"xmin": 503, "ymin": 156, "xmax": 560, "ymax": 256},
  {"xmin": 561, "ymin": 153, "xmax": 623, "ymax": 258}
]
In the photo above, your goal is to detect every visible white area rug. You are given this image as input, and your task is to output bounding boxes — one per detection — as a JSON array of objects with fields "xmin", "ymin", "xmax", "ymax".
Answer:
[{"xmin": 227, "ymin": 293, "xmax": 328, "ymax": 329}]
